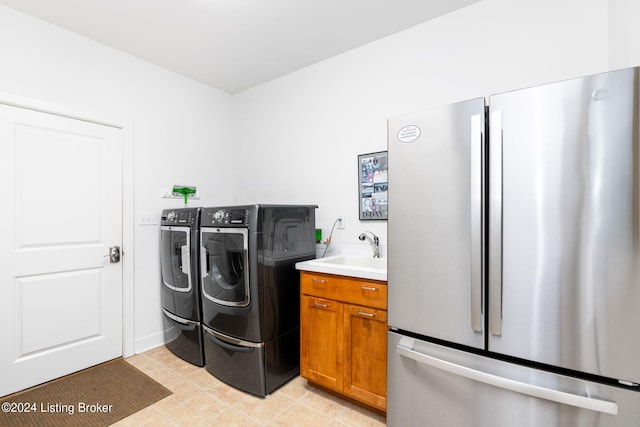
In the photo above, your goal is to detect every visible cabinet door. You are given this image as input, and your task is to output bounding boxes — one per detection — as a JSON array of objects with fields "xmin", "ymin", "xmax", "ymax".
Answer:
[
  {"xmin": 344, "ymin": 304, "xmax": 387, "ymax": 411},
  {"xmin": 300, "ymin": 295, "xmax": 344, "ymax": 391}
]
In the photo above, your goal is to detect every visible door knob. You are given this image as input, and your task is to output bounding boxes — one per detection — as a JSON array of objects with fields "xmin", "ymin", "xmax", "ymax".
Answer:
[{"xmin": 105, "ymin": 246, "xmax": 121, "ymax": 263}]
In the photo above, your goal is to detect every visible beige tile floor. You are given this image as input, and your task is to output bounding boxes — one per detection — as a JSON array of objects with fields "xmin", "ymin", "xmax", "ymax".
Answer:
[{"xmin": 114, "ymin": 346, "xmax": 387, "ymax": 426}]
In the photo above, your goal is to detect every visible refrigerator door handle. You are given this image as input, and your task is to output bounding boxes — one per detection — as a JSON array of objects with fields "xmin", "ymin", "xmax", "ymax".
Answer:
[
  {"xmin": 395, "ymin": 344, "xmax": 618, "ymax": 415},
  {"xmin": 470, "ymin": 114, "xmax": 483, "ymax": 332},
  {"xmin": 488, "ymin": 110, "xmax": 503, "ymax": 336}
]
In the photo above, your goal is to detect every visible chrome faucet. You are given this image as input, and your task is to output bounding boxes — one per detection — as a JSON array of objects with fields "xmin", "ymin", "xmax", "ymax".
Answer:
[{"xmin": 358, "ymin": 231, "xmax": 380, "ymax": 258}]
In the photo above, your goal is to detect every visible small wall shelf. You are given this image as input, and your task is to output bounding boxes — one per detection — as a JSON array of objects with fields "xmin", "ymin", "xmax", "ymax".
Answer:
[{"xmin": 161, "ymin": 190, "xmax": 200, "ymax": 200}]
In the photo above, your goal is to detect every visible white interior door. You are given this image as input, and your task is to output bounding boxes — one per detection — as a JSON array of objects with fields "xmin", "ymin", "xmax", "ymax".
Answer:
[{"xmin": 0, "ymin": 103, "xmax": 123, "ymax": 397}]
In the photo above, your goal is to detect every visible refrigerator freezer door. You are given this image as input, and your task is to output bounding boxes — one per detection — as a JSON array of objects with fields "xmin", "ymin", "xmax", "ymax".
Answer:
[
  {"xmin": 388, "ymin": 331, "xmax": 640, "ymax": 427},
  {"xmin": 388, "ymin": 98, "xmax": 485, "ymax": 349},
  {"xmin": 488, "ymin": 67, "xmax": 640, "ymax": 383}
]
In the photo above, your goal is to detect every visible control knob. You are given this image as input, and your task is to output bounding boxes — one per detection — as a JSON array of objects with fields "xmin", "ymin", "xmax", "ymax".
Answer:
[
  {"xmin": 213, "ymin": 210, "xmax": 225, "ymax": 222},
  {"xmin": 166, "ymin": 212, "xmax": 176, "ymax": 222}
]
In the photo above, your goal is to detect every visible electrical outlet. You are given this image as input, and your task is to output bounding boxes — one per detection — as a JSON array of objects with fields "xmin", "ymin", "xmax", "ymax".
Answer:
[
  {"xmin": 137, "ymin": 211, "xmax": 158, "ymax": 225},
  {"xmin": 337, "ymin": 216, "xmax": 345, "ymax": 229}
]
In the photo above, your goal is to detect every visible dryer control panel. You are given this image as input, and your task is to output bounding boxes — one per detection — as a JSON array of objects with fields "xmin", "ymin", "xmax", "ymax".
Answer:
[{"xmin": 202, "ymin": 208, "xmax": 250, "ymax": 226}]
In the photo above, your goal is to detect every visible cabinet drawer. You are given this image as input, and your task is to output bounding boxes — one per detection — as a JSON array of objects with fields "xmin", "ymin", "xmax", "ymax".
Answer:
[{"xmin": 301, "ymin": 272, "xmax": 387, "ymax": 309}]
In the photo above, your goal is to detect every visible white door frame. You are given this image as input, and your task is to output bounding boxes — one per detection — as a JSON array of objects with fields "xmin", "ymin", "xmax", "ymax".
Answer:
[{"xmin": 0, "ymin": 93, "xmax": 136, "ymax": 357}]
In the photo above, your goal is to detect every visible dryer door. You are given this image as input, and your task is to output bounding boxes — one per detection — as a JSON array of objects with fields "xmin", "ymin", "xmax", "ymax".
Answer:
[
  {"xmin": 201, "ymin": 227, "xmax": 250, "ymax": 307},
  {"xmin": 160, "ymin": 225, "xmax": 192, "ymax": 292}
]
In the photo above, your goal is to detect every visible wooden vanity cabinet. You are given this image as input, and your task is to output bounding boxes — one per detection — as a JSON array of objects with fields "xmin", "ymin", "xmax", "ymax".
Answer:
[{"xmin": 300, "ymin": 271, "xmax": 387, "ymax": 412}]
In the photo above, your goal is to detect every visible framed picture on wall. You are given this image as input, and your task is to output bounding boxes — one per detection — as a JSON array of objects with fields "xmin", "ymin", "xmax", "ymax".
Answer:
[{"xmin": 358, "ymin": 151, "xmax": 388, "ymax": 220}]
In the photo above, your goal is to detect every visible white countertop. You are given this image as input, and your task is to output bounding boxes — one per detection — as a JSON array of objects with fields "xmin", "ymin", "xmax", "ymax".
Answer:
[{"xmin": 296, "ymin": 255, "xmax": 387, "ymax": 282}]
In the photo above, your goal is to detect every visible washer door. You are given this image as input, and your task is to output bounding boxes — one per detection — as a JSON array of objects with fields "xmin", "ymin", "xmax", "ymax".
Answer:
[
  {"xmin": 201, "ymin": 227, "xmax": 250, "ymax": 307},
  {"xmin": 160, "ymin": 226, "xmax": 192, "ymax": 292}
]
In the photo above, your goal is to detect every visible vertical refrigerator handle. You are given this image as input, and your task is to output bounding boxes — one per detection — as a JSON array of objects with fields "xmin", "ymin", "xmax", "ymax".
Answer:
[
  {"xmin": 489, "ymin": 111, "xmax": 503, "ymax": 336},
  {"xmin": 470, "ymin": 114, "xmax": 483, "ymax": 332}
]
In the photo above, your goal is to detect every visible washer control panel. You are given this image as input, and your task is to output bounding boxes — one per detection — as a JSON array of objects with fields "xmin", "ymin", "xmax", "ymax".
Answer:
[{"xmin": 161, "ymin": 209, "xmax": 198, "ymax": 226}]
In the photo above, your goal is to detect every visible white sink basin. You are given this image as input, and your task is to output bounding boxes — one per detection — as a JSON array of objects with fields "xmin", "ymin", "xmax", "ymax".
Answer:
[
  {"xmin": 296, "ymin": 255, "xmax": 387, "ymax": 281},
  {"xmin": 314, "ymin": 255, "xmax": 387, "ymax": 269}
]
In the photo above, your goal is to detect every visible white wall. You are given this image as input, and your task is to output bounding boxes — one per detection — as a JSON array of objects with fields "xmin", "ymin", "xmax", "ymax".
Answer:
[
  {"xmin": 231, "ymin": 0, "xmax": 609, "ymax": 256},
  {"xmin": 0, "ymin": 4, "xmax": 234, "ymax": 353},
  {"xmin": 608, "ymin": 0, "xmax": 640, "ymax": 68}
]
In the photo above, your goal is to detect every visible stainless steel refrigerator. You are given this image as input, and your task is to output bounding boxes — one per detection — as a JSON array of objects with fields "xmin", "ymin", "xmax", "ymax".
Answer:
[{"xmin": 387, "ymin": 67, "xmax": 640, "ymax": 426}]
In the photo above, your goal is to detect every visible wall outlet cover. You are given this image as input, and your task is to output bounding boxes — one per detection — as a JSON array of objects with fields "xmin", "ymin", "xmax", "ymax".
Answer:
[{"xmin": 137, "ymin": 211, "xmax": 158, "ymax": 225}]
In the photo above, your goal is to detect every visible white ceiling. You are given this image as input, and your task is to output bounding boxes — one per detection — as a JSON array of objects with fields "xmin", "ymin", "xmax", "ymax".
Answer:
[{"xmin": 0, "ymin": 0, "xmax": 480, "ymax": 94}]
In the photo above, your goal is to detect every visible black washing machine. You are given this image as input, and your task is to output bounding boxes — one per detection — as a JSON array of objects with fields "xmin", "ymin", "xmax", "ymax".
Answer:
[
  {"xmin": 160, "ymin": 207, "xmax": 204, "ymax": 366},
  {"xmin": 200, "ymin": 204, "xmax": 316, "ymax": 396}
]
